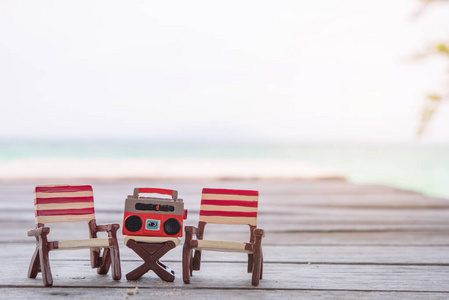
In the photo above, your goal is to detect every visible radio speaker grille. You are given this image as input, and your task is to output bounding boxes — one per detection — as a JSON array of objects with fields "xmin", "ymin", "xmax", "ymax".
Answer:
[
  {"xmin": 125, "ymin": 215, "xmax": 143, "ymax": 232},
  {"xmin": 164, "ymin": 218, "xmax": 181, "ymax": 235}
]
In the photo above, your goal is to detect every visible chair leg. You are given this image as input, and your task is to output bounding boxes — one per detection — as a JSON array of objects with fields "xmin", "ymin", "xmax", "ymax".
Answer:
[
  {"xmin": 38, "ymin": 236, "xmax": 53, "ymax": 286},
  {"xmin": 189, "ymin": 253, "xmax": 193, "ymax": 276},
  {"xmin": 182, "ymin": 244, "xmax": 192, "ymax": 283},
  {"xmin": 28, "ymin": 246, "xmax": 40, "ymax": 278},
  {"xmin": 192, "ymin": 250, "xmax": 202, "ymax": 271},
  {"xmin": 247, "ymin": 253, "xmax": 254, "ymax": 273},
  {"xmin": 251, "ymin": 237, "xmax": 263, "ymax": 286},
  {"xmin": 251, "ymin": 251, "xmax": 261, "ymax": 287},
  {"xmin": 90, "ymin": 249, "xmax": 101, "ymax": 268},
  {"xmin": 97, "ymin": 248, "xmax": 111, "ymax": 275},
  {"xmin": 110, "ymin": 245, "xmax": 122, "ymax": 280},
  {"xmin": 251, "ymin": 228, "xmax": 264, "ymax": 286}
]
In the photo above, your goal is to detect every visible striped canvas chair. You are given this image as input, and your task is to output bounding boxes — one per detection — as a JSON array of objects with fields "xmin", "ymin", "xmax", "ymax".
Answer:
[
  {"xmin": 182, "ymin": 188, "xmax": 265, "ymax": 286},
  {"xmin": 27, "ymin": 185, "xmax": 121, "ymax": 286}
]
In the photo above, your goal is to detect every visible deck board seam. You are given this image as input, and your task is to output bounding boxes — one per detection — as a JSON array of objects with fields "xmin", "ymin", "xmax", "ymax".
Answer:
[
  {"xmin": 1, "ymin": 285, "xmax": 448, "ymax": 293},
  {"xmin": 46, "ymin": 259, "xmax": 449, "ymax": 266}
]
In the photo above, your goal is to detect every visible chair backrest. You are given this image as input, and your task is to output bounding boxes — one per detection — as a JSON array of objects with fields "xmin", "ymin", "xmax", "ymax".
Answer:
[
  {"xmin": 200, "ymin": 188, "xmax": 259, "ymax": 226},
  {"xmin": 34, "ymin": 185, "xmax": 96, "ymax": 224}
]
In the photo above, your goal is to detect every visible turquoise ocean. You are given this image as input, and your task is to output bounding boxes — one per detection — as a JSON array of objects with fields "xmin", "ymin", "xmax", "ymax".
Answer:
[{"xmin": 0, "ymin": 142, "xmax": 448, "ymax": 199}]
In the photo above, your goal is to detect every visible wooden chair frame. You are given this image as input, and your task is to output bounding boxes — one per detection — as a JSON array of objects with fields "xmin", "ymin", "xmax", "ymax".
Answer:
[
  {"xmin": 182, "ymin": 188, "xmax": 265, "ymax": 286},
  {"xmin": 27, "ymin": 185, "xmax": 121, "ymax": 286}
]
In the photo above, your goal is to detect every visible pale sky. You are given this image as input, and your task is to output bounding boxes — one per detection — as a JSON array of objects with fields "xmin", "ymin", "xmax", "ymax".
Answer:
[{"xmin": 0, "ymin": 0, "xmax": 448, "ymax": 144}]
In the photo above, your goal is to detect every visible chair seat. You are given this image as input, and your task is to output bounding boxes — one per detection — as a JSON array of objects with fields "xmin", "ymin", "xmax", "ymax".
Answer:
[
  {"xmin": 194, "ymin": 240, "xmax": 251, "ymax": 253},
  {"xmin": 124, "ymin": 236, "xmax": 180, "ymax": 246},
  {"xmin": 57, "ymin": 238, "xmax": 111, "ymax": 250}
]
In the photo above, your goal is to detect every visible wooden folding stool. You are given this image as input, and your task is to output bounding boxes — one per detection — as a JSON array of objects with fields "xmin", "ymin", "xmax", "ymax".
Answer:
[{"xmin": 125, "ymin": 236, "xmax": 179, "ymax": 282}]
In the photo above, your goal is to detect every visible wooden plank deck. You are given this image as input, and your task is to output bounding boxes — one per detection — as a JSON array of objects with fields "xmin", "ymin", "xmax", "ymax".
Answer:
[{"xmin": 1, "ymin": 180, "xmax": 448, "ymax": 299}]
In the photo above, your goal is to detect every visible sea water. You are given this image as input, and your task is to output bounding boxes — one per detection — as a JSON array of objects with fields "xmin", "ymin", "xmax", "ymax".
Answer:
[{"xmin": 0, "ymin": 141, "xmax": 448, "ymax": 199}]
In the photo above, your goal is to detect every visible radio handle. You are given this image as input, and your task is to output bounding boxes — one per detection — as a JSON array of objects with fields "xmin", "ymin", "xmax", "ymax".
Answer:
[{"xmin": 133, "ymin": 188, "xmax": 178, "ymax": 200}]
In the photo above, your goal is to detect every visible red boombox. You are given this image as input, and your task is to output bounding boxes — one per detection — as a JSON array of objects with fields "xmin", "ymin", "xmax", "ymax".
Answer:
[{"xmin": 122, "ymin": 188, "xmax": 187, "ymax": 238}]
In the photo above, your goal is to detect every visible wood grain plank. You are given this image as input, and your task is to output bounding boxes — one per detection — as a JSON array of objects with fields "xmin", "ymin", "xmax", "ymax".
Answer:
[
  {"xmin": 1, "ymin": 287, "xmax": 447, "ymax": 300},
  {"xmin": 6, "ymin": 243, "xmax": 449, "ymax": 265},
  {"xmin": 197, "ymin": 231, "xmax": 449, "ymax": 246},
  {"xmin": 4, "ymin": 261, "xmax": 449, "ymax": 292}
]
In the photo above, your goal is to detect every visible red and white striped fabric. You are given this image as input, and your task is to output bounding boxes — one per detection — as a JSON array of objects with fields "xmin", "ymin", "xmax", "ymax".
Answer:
[
  {"xmin": 199, "ymin": 188, "xmax": 259, "ymax": 226},
  {"xmin": 34, "ymin": 185, "xmax": 96, "ymax": 224}
]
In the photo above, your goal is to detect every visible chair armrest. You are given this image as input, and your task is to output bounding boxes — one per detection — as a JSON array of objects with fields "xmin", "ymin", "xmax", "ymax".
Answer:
[
  {"xmin": 95, "ymin": 224, "xmax": 120, "ymax": 233},
  {"xmin": 184, "ymin": 226, "xmax": 200, "ymax": 244},
  {"xmin": 253, "ymin": 228, "xmax": 265, "ymax": 238},
  {"xmin": 94, "ymin": 223, "xmax": 120, "ymax": 244},
  {"xmin": 27, "ymin": 227, "xmax": 50, "ymax": 237},
  {"xmin": 185, "ymin": 226, "xmax": 199, "ymax": 236}
]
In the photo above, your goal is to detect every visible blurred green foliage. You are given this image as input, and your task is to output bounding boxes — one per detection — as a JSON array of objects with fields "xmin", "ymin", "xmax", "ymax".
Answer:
[{"xmin": 416, "ymin": 0, "xmax": 448, "ymax": 136}]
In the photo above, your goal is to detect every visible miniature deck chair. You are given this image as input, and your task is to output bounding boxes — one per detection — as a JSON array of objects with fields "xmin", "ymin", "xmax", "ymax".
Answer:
[
  {"xmin": 27, "ymin": 185, "xmax": 121, "ymax": 286},
  {"xmin": 183, "ymin": 188, "xmax": 264, "ymax": 286}
]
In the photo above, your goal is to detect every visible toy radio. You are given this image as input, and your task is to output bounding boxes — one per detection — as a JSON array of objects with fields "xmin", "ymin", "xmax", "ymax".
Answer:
[{"xmin": 123, "ymin": 188, "xmax": 187, "ymax": 237}]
